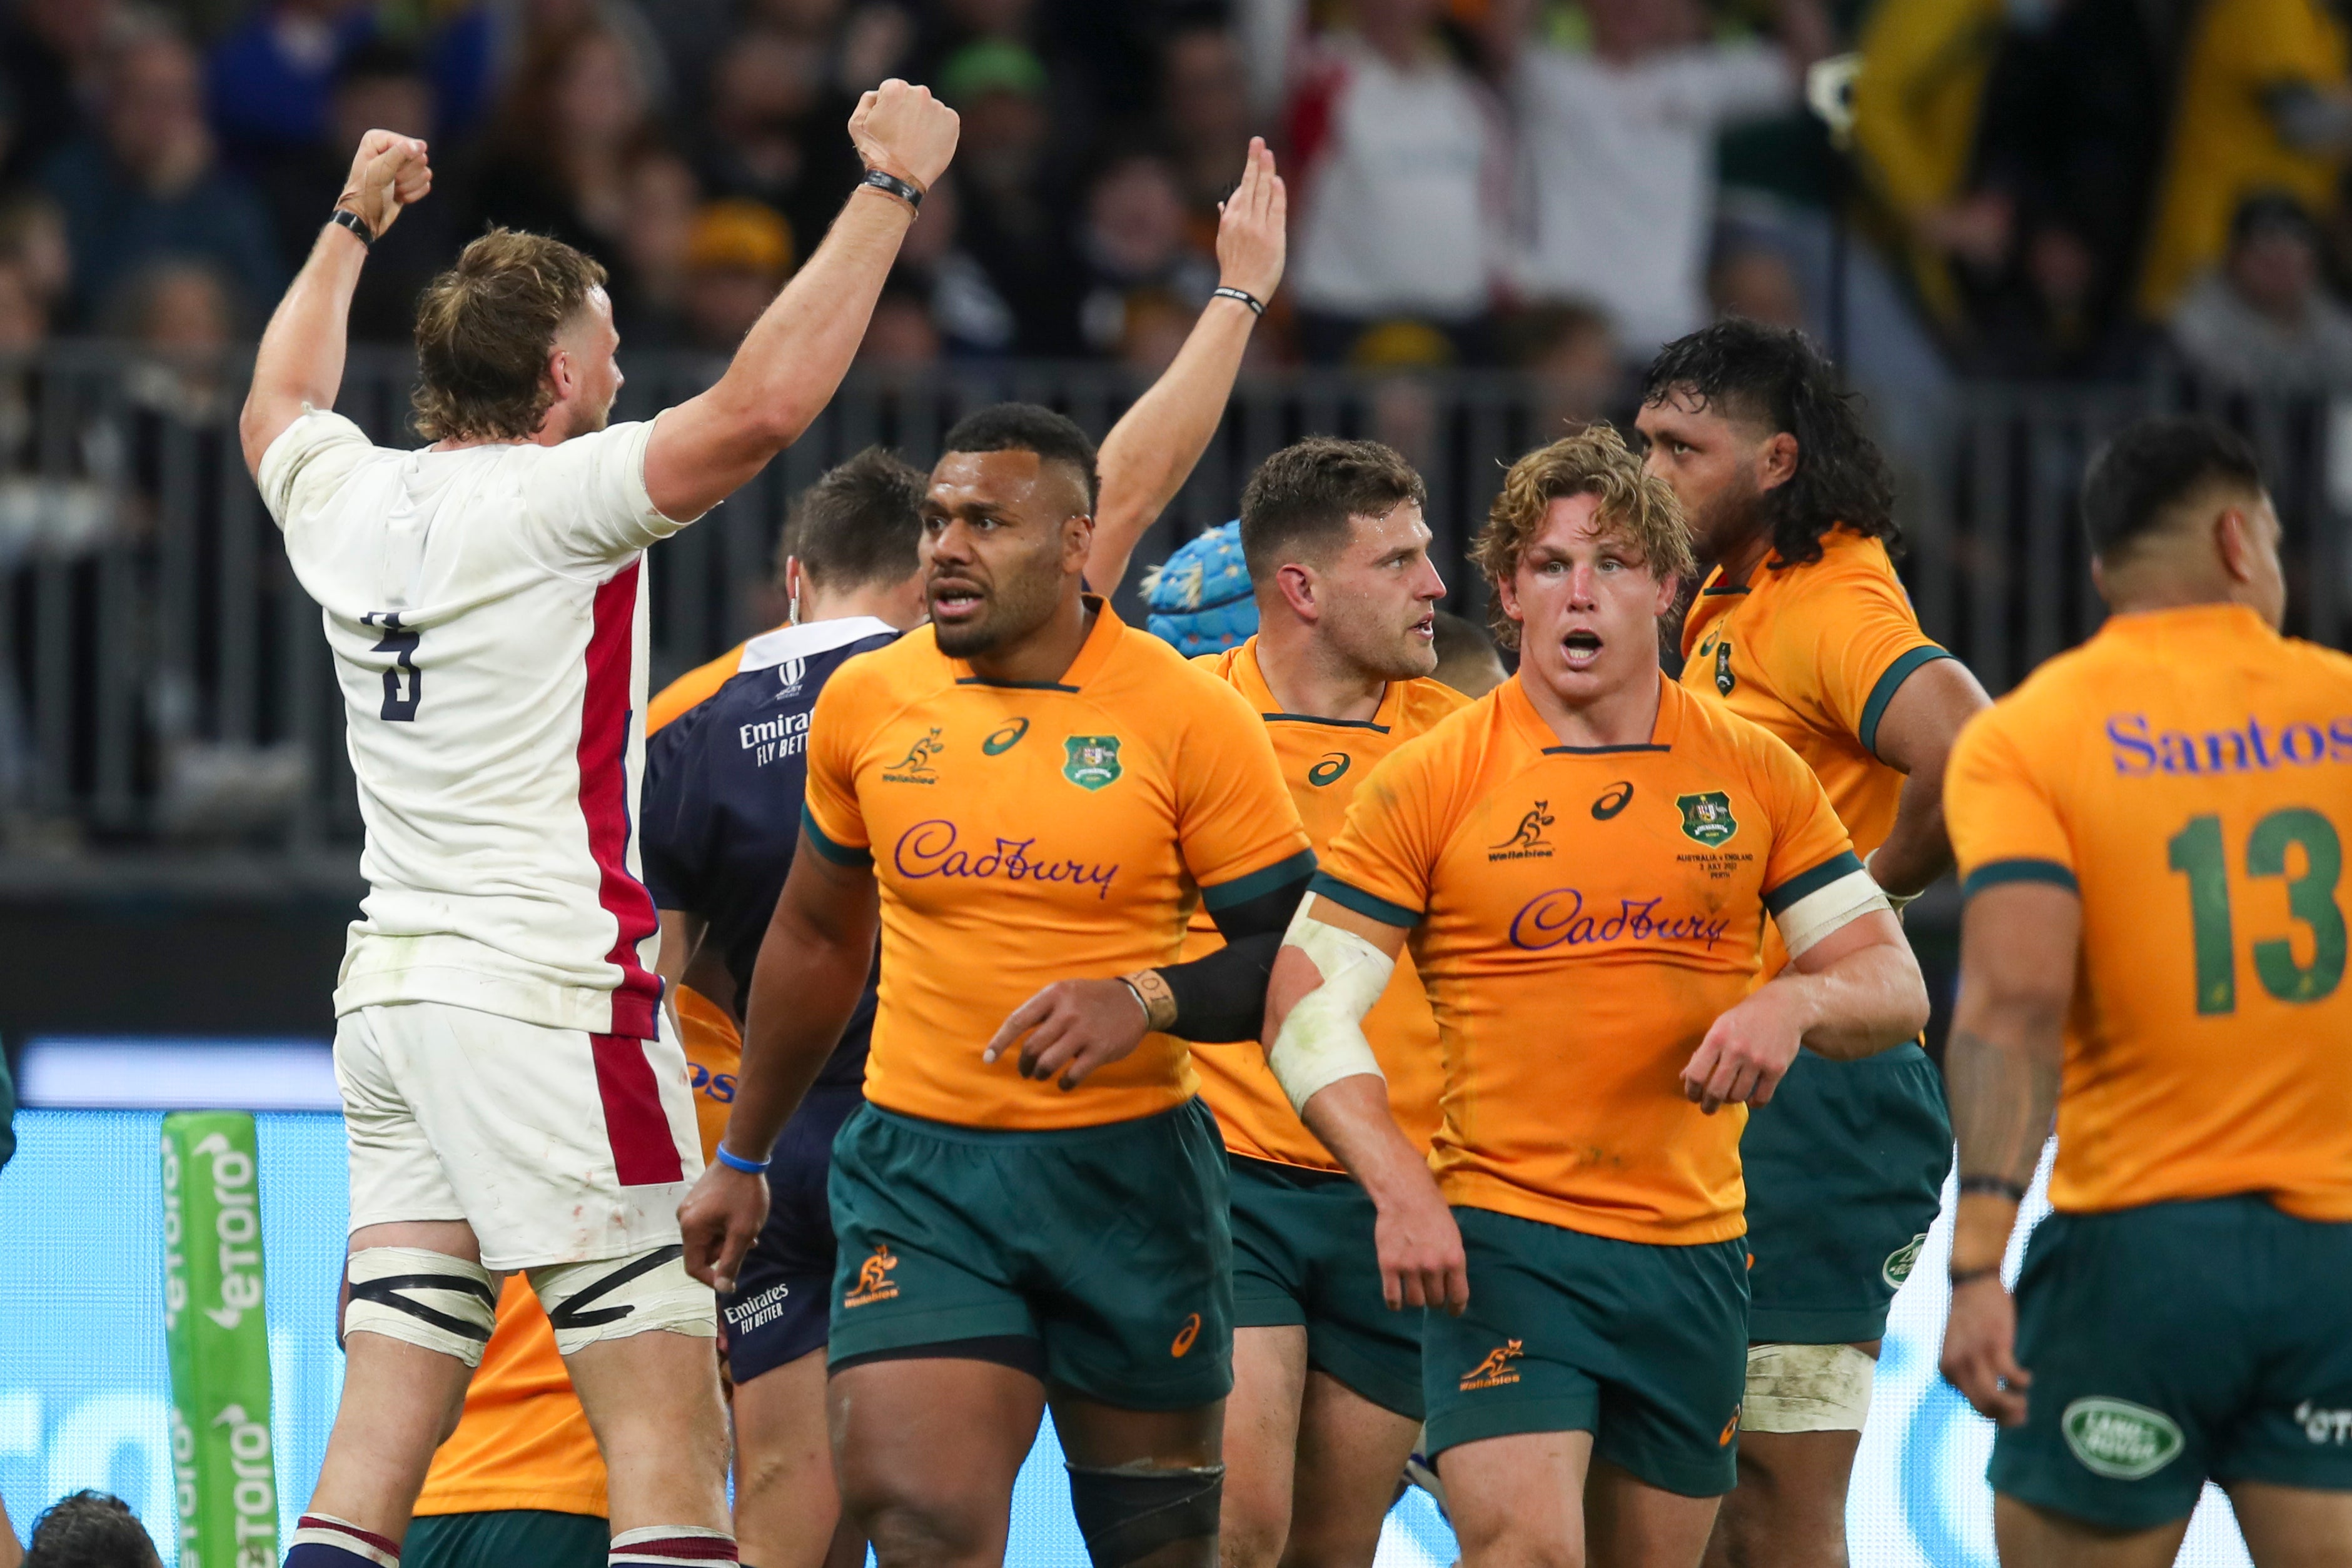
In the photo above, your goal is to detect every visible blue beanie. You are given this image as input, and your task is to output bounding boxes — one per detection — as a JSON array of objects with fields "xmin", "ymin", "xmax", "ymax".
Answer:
[{"xmin": 1141, "ymin": 520, "xmax": 1258, "ymax": 656}]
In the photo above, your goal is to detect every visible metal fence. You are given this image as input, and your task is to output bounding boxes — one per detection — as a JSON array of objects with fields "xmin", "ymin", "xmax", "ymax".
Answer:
[{"xmin": 0, "ymin": 344, "xmax": 2341, "ymax": 858}]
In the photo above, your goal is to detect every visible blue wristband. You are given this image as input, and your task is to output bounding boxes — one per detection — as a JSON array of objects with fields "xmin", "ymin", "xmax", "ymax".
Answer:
[{"xmin": 714, "ymin": 1144, "xmax": 769, "ymax": 1175}]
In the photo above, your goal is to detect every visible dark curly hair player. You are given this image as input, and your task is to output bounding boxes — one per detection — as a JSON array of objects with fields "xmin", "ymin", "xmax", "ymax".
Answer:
[{"xmin": 1637, "ymin": 317, "xmax": 1991, "ymax": 1568}]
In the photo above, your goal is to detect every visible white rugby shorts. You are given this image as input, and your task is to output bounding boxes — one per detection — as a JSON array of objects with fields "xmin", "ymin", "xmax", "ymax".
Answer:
[{"xmin": 336, "ymin": 1001, "xmax": 703, "ymax": 1272}]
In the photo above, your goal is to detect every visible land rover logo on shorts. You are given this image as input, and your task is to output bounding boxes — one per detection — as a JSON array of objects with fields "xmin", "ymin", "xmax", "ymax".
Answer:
[
  {"xmin": 2062, "ymin": 1397, "xmax": 2184, "ymax": 1479},
  {"xmin": 984, "ymin": 717, "xmax": 1031, "ymax": 755},
  {"xmin": 1714, "ymin": 640, "xmax": 1735, "ymax": 695},
  {"xmin": 1064, "ymin": 735, "xmax": 1123, "ymax": 790},
  {"xmin": 1882, "ymin": 1233, "xmax": 1927, "ymax": 1287},
  {"xmin": 1677, "ymin": 792, "xmax": 1737, "ymax": 846},
  {"xmin": 1308, "ymin": 752, "xmax": 1351, "ymax": 787}
]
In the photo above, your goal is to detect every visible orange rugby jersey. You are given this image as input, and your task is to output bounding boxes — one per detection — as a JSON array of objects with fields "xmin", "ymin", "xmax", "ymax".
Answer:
[
  {"xmin": 1682, "ymin": 530, "xmax": 1948, "ymax": 972},
  {"xmin": 802, "ymin": 603, "xmax": 1315, "ymax": 1130},
  {"xmin": 1945, "ymin": 603, "xmax": 2352, "ymax": 1220},
  {"xmin": 416, "ymin": 669, "xmax": 746, "ymax": 1520},
  {"xmin": 1183, "ymin": 638, "xmax": 1466, "ymax": 1167},
  {"xmin": 1314, "ymin": 675, "xmax": 1862, "ymax": 1244}
]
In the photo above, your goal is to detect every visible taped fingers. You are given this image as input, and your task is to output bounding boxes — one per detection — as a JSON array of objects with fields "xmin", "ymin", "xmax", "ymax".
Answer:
[
  {"xmin": 1066, "ymin": 1464, "xmax": 1225, "ymax": 1568},
  {"xmin": 343, "ymin": 1247, "xmax": 497, "ymax": 1366},
  {"xmin": 530, "ymin": 1244, "xmax": 717, "ymax": 1356}
]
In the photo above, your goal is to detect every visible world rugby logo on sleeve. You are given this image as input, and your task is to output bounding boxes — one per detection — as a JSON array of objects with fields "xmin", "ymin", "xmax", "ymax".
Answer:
[{"xmin": 2061, "ymin": 1397, "xmax": 2184, "ymax": 1479}]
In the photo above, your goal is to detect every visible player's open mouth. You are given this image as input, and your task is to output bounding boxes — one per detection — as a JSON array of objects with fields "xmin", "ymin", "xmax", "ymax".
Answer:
[
  {"xmin": 1561, "ymin": 629, "xmax": 1602, "ymax": 668},
  {"xmin": 1410, "ymin": 613, "xmax": 1435, "ymax": 638},
  {"xmin": 930, "ymin": 583, "xmax": 986, "ymax": 621}
]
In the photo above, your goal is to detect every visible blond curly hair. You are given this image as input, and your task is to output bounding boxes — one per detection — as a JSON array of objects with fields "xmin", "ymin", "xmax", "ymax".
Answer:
[{"xmin": 1472, "ymin": 425, "xmax": 1693, "ymax": 649}]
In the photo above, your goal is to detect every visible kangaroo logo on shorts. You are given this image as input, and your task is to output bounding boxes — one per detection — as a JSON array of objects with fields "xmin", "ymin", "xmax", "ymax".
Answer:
[
  {"xmin": 1171, "ymin": 1312, "xmax": 1202, "ymax": 1357},
  {"xmin": 1677, "ymin": 792, "xmax": 1738, "ymax": 847},
  {"xmin": 2062, "ymin": 1397, "xmax": 2184, "ymax": 1479},
  {"xmin": 1460, "ymin": 1340, "xmax": 1523, "ymax": 1390},
  {"xmin": 843, "ymin": 1244, "xmax": 900, "ymax": 1308},
  {"xmin": 1882, "ymin": 1232, "xmax": 1927, "ymax": 1288},
  {"xmin": 1063, "ymin": 735, "xmax": 1123, "ymax": 791}
]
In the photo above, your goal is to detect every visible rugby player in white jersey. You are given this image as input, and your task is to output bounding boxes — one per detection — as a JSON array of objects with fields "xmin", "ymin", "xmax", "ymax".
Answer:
[{"xmin": 241, "ymin": 88, "xmax": 959, "ymax": 1568}]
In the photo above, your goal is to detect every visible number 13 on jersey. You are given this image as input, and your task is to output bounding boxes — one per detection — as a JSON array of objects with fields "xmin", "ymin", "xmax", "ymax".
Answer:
[{"xmin": 2168, "ymin": 808, "xmax": 2347, "ymax": 1014}]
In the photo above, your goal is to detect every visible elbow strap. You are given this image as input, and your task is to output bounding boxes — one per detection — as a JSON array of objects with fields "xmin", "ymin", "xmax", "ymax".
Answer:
[
  {"xmin": 1779, "ymin": 868, "xmax": 1892, "ymax": 958},
  {"xmin": 1266, "ymin": 903, "xmax": 1391, "ymax": 1113}
]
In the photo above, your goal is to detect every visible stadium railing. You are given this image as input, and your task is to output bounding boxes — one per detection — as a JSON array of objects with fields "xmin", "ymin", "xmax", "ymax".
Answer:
[{"xmin": 0, "ymin": 345, "xmax": 2339, "ymax": 863}]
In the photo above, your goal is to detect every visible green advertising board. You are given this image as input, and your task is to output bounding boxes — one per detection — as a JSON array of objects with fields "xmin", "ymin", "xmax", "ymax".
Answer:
[{"xmin": 161, "ymin": 1110, "xmax": 278, "ymax": 1568}]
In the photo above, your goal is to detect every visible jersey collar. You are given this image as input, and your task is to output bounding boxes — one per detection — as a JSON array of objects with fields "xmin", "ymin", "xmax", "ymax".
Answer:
[
  {"xmin": 947, "ymin": 594, "xmax": 1124, "ymax": 691},
  {"xmin": 738, "ymin": 615, "xmax": 899, "ymax": 673},
  {"xmin": 1500, "ymin": 668, "xmax": 1685, "ymax": 755},
  {"xmin": 1236, "ymin": 636, "xmax": 1400, "ymax": 731},
  {"xmin": 2093, "ymin": 601, "xmax": 2278, "ymax": 645}
]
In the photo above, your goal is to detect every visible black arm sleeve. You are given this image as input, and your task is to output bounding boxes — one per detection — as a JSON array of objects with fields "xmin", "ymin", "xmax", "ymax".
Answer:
[{"xmin": 1155, "ymin": 868, "xmax": 1314, "ymax": 1043}]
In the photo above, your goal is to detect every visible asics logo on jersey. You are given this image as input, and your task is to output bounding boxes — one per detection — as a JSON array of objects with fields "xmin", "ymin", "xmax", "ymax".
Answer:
[
  {"xmin": 892, "ymin": 820, "xmax": 1119, "ymax": 899},
  {"xmin": 1460, "ymin": 1340, "xmax": 1523, "ymax": 1390},
  {"xmin": 1489, "ymin": 802, "xmax": 1556, "ymax": 860},
  {"xmin": 1590, "ymin": 781, "xmax": 1633, "ymax": 820},
  {"xmin": 1308, "ymin": 752, "xmax": 1351, "ymax": 787},
  {"xmin": 983, "ymin": 717, "xmax": 1031, "ymax": 755},
  {"xmin": 883, "ymin": 727, "xmax": 945, "ymax": 784},
  {"xmin": 843, "ymin": 1244, "xmax": 899, "ymax": 1308},
  {"xmin": 2107, "ymin": 712, "xmax": 2352, "ymax": 776},
  {"xmin": 1509, "ymin": 888, "xmax": 1733, "ymax": 953}
]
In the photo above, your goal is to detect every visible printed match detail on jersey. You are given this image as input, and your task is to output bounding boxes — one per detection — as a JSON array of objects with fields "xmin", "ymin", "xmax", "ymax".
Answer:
[
  {"xmin": 800, "ymin": 604, "xmax": 1314, "ymax": 1131},
  {"xmin": 1946, "ymin": 602, "xmax": 2352, "ymax": 1221},
  {"xmin": 1182, "ymin": 637, "xmax": 1468, "ymax": 1169},
  {"xmin": 1313, "ymin": 675, "xmax": 1865, "ymax": 1245}
]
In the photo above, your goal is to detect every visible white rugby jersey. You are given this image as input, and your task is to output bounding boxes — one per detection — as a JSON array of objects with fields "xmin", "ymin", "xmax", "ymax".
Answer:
[{"xmin": 260, "ymin": 409, "xmax": 696, "ymax": 1038}]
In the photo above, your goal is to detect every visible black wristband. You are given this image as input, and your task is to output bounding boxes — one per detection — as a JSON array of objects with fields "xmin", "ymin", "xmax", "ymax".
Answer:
[
  {"xmin": 1949, "ymin": 1263, "xmax": 2003, "ymax": 1289},
  {"xmin": 328, "ymin": 207, "xmax": 373, "ymax": 249},
  {"xmin": 1957, "ymin": 1174, "xmax": 2029, "ymax": 1202},
  {"xmin": 1212, "ymin": 284, "xmax": 1265, "ymax": 316},
  {"xmin": 859, "ymin": 168, "xmax": 923, "ymax": 209}
]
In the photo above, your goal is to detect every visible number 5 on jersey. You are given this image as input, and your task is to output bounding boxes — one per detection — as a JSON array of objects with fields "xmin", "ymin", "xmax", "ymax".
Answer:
[{"xmin": 361, "ymin": 611, "xmax": 423, "ymax": 721}]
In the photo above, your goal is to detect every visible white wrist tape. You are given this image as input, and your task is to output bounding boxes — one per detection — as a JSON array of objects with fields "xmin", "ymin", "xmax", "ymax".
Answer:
[
  {"xmin": 1862, "ymin": 848, "xmax": 1920, "ymax": 917},
  {"xmin": 1778, "ymin": 867, "xmax": 1892, "ymax": 958},
  {"xmin": 1266, "ymin": 903, "xmax": 1392, "ymax": 1114}
]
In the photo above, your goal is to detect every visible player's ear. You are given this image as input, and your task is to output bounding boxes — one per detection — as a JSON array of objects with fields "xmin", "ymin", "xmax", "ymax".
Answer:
[
  {"xmin": 2214, "ymin": 507, "xmax": 2258, "ymax": 586},
  {"xmin": 1065, "ymin": 512, "xmax": 1095, "ymax": 573},
  {"xmin": 1651, "ymin": 568, "xmax": 1678, "ymax": 616},
  {"xmin": 1757, "ymin": 431, "xmax": 1799, "ymax": 493},
  {"xmin": 1273, "ymin": 561, "xmax": 1318, "ymax": 620}
]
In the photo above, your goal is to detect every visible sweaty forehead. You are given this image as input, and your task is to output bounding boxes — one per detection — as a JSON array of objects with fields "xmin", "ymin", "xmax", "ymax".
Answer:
[{"xmin": 929, "ymin": 448, "xmax": 1091, "ymax": 519}]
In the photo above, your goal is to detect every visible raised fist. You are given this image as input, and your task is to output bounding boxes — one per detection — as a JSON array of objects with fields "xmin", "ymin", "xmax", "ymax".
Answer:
[
  {"xmin": 338, "ymin": 130, "xmax": 432, "ymax": 241},
  {"xmin": 849, "ymin": 79, "xmax": 959, "ymax": 193}
]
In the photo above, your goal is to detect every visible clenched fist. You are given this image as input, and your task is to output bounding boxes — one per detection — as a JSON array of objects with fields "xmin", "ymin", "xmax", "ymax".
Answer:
[
  {"xmin": 338, "ymin": 130, "xmax": 432, "ymax": 241},
  {"xmin": 849, "ymin": 79, "xmax": 959, "ymax": 194}
]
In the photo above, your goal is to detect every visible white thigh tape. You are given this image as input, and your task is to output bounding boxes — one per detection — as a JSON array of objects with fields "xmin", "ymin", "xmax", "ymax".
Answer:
[
  {"xmin": 529, "ymin": 1244, "xmax": 716, "ymax": 1355},
  {"xmin": 343, "ymin": 1247, "xmax": 497, "ymax": 1366},
  {"xmin": 1267, "ymin": 904, "xmax": 1393, "ymax": 1113},
  {"xmin": 1740, "ymin": 1342, "xmax": 1876, "ymax": 1433}
]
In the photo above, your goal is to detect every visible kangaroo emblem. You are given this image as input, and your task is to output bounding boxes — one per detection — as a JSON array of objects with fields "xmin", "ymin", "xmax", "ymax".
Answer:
[
  {"xmin": 843, "ymin": 1244, "xmax": 901, "ymax": 1307},
  {"xmin": 1459, "ymin": 1339, "xmax": 1525, "ymax": 1389}
]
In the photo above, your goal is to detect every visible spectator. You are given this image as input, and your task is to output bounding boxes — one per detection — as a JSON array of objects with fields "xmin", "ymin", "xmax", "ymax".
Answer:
[
  {"xmin": 465, "ymin": 23, "xmax": 656, "ymax": 261},
  {"xmin": 0, "ymin": 260, "xmax": 46, "ymax": 353},
  {"xmin": 613, "ymin": 149, "xmax": 702, "ymax": 348},
  {"xmin": 0, "ymin": 0, "xmax": 116, "ymax": 184},
  {"xmin": 426, "ymin": 0, "xmax": 670, "ymax": 146},
  {"xmin": 1710, "ymin": 240, "xmax": 1808, "ymax": 330},
  {"xmin": 1285, "ymin": 0, "xmax": 1507, "ymax": 364},
  {"xmin": 1158, "ymin": 22, "xmax": 1256, "ymax": 234},
  {"xmin": 205, "ymin": 0, "xmax": 376, "ymax": 173},
  {"xmin": 0, "ymin": 196, "xmax": 71, "ymax": 323},
  {"xmin": 936, "ymin": 38, "xmax": 1084, "ymax": 354},
  {"xmin": 1969, "ymin": 221, "xmax": 2161, "ymax": 379},
  {"xmin": 682, "ymin": 198, "xmax": 794, "ymax": 352},
  {"xmin": 1116, "ymin": 286, "xmax": 1197, "ymax": 373},
  {"xmin": 104, "ymin": 259, "xmax": 240, "ymax": 420},
  {"xmin": 20, "ymin": 1490, "xmax": 160, "ymax": 1568},
  {"xmin": 2140, "ymin": 0, "xmax": 2352, "ymax": 318},
  {"xmin": 2172, "ymin": 193, "xmax": 2352, "ymax": 391},
  {"xmin": 859, "ymin": 278, "xmax": 942, "ymax": 367},
  {"xmin": 38, "ymin": 24, "xmax": 283, "ymax": 326},
  {"xmin": 695, "ymin": 24, "xmax": 862, "ymax": 249},
  {"xmin": 256, "ymin": 39, "xmax": 446, "ymax": 343},
  {"xmin": 1504, "ymin": 301, "xmax": 1623, "ymax": 431},
  {"xmin": 1076, "ymin": 151, "xmax": 1217, "ymax": 356},
  {"xmin": 890, "ymin": 173, "xmax": 1021, "ymax": 355},
  {"xmin": 1504, "ymin": 0, "xmax": 1825, "ymax": 362}
]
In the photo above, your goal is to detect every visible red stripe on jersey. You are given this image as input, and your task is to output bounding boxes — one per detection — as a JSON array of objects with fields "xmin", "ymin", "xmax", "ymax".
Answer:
[
  {"xmin": 592, "ymin": 1032, "xmax": 685, "ymax": 1185},
  {"xmin": 610, "ymin": 1535, "xmax": 741, "ymax": 1562},
  {"xmin": 580, "ymin": 559, "xmax": 662, "ymax": 1038}
]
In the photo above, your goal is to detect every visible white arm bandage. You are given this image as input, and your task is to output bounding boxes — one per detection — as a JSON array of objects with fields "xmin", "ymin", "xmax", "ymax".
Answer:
[
  {"xmin": 1776, "ymin": 867, "xmax": 1893, "ymax": 958},
  {"xmin": 1862, "ymin": 847, "xmax": 1919, "ymax": 917},
  {"xmin": 1267, "ymin": 901, "xmax": 1394, "ymax": 1114}
]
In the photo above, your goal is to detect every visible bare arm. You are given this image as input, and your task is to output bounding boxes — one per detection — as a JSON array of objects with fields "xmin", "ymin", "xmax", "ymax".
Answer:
[
  {"xmin": 1086, "ymin": 138, "xmax": 1286, "ymax": 595},
  {"xmin": 676, "ymin": 842, "xmax": 880, "ymax": 1291},
  {"xmin": 1939, "ymin": 881, "xmax": 2074, "ymax": 1425},
  {"xmin": 641, "ymin": 81, "xmax": 957, "ymax": 523},
  {"xmin": 239, "ymin": 131, "xmax": 432, "ymax": 475},
  {"xmin": 1263, "ymin": 898, "xmax": 1467, "ymax": 1312},
  {"xmin": 1866, "ymin": 656, "xmax": 1993, "ymax": 898},
  {"xmin": 1680, "ymin": 908, "xmax": 1929, "ymax": 1112}
]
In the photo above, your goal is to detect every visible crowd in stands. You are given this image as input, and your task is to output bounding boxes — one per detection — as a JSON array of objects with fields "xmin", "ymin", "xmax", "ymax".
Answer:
[{"xmin": 0, "ymin": 0, "xmax": 2343, "ymax": 396}]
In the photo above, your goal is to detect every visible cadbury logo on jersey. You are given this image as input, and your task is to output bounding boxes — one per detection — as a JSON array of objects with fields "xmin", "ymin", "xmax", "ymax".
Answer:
[
  {"xmin": 1508, "ymin": 888, "xmax": 1733, "ymax": 953},
  {"xmin": 2107, "ymin": 713, "xmax": 2352, "ymax": 776},
  {"xmin": 892, "ymin": 819, "xmax": 1119, "ymax": 898}
]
